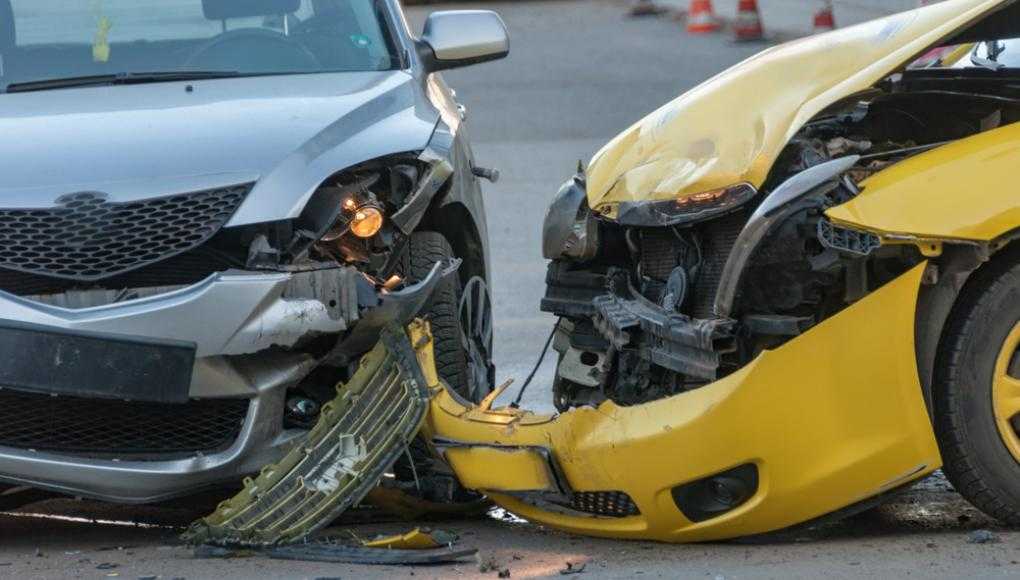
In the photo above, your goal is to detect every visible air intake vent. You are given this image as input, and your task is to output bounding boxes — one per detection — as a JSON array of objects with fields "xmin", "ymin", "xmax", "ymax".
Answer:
[{"xmin": 0, "ymin": 389, "xmax": 249, "ymax": 458}]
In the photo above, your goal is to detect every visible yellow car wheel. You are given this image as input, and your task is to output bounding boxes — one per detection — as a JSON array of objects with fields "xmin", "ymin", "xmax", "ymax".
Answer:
[
  {"xmin": 935, "ymin": 252, "xmax": 1020, "ymax": 526},
  {"xmin": 993, "ymin": 323, "xmax": 1020, "ymax": 463}
]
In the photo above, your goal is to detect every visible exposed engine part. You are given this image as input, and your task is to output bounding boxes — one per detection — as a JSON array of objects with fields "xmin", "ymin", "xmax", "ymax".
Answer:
[
  {"xmin": 593, "ymin": 288, "xmax": 735, "ymax": 382},
  {"xmin": 818, "ymin": 219, "xmax": 882, "ymax": 257},
  {"xmin": 552, "ymin": 327, "xmax": 606, "ymax": 389},
  {"xmin": 713, "ymin": 156, "xmax": 861, "ymax": 318},
  {"xmin": 284, "ymin": 396, "xmax": 321, "ymax": 429}
]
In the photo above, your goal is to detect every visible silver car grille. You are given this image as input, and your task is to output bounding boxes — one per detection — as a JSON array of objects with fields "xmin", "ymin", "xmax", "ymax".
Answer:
[{"xmin": 0, "ymin": 185, "xmax": 251, "ymax": 281}]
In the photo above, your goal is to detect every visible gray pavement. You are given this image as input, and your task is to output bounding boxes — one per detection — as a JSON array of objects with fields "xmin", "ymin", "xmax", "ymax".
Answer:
[{"xmin": 3, "ymin": 1, "xmax": 1019, "ymax": 578}]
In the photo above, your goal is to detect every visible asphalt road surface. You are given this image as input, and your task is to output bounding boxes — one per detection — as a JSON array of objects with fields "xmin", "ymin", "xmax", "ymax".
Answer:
[{"xmin": 3, "ymin": 1, "xmax": 1020, "ymax": 578}]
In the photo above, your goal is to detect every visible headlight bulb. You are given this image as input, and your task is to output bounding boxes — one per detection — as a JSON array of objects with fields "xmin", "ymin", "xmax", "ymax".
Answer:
[{"xmin": 350, "ymin": 206, "xmax": 384, "ymax": 238}]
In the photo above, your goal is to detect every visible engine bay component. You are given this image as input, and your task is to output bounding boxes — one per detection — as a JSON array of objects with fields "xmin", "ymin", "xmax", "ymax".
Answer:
[
  {"xmin": 713, "ymin": 156, "xmax": 859, "ymax": 318},
  {"xmin": 182, "ymin": 322, "xmax": 436, "ymax": 547}
]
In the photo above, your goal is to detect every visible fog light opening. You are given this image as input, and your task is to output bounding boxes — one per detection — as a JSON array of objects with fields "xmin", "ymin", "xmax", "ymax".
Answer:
[{"xmin": 671, "ymin": 463, "xmax": 759, "ymax": 523}]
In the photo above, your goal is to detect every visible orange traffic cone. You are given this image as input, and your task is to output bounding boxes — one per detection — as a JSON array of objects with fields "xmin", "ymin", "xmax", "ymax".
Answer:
[
  {"xmin": 733, "ymin": 0, "xmax": 764, "ymax": 41},
  {"xmin": 687, "ymin": 0, "xmax": 720, "ymax": 34},
  {"xmin": 813, "ymin": 0, "xmax": 835, "ymax": 33}
]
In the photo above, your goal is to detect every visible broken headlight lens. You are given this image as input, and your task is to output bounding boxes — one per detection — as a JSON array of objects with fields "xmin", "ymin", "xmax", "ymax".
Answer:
[{"xmin": 613, "ymin": 183, "xmax": 757, "ymax": 227}]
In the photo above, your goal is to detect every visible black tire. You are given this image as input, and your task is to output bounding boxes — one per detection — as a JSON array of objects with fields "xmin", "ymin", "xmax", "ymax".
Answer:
[
  {"xmin": 935, "ymin": 253, "xmax": 1020, "ymax": 526},
  {"xmin": 399, "ymin": 231, "xmax": 493, "ymax": 403}
]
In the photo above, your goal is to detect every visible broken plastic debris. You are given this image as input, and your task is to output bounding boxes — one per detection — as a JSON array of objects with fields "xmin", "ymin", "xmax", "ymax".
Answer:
[
  {"xmin": 267, "ymin": 542, "xmax": 477, "ymax": 566},
  {"xmin": 362, "ymin": 527, "xmax": 447, "ymax": 550},
  {"xmin": 560, "ymin": 562, "xmax": 587, "ymax": 575}
]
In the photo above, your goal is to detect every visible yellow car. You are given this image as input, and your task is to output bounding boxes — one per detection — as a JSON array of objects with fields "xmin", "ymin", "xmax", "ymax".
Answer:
[{"xmin": 421, "ymin": 0, "xmax": 1020, "ymax": 542}]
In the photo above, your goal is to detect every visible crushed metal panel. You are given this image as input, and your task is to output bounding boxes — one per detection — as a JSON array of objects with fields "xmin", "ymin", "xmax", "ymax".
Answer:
[
  {"xmin": 584, "ymin": 0, "xmax": 1006, "ymax": 211},
  {"xmin": 182, "ymin": 323, "xmax": 432, "ymax": 547}
]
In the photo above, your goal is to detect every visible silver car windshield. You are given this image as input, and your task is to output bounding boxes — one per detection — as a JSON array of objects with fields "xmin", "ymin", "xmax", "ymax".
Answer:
[{"xmin": 0, "ymin": 0, "xmax": 397, "ymax": 92}]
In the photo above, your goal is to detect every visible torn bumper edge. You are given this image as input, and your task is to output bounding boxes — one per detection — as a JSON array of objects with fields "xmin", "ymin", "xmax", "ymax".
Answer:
[{"xmin": 424, "ymin": 264, "xmax": 942, "ymax": 542}]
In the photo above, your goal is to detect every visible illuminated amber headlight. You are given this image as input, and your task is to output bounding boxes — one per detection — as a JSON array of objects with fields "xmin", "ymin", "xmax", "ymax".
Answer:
[
  {"xmin": 612, "ymin": 183, "xmax": 757, "ymax": 227},
  {"xmin": 350, "ymin": 206, "xmax": 384, "ymax": 238}
]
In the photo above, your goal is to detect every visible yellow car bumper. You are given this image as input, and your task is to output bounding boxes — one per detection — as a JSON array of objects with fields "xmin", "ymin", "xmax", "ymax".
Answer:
[{"xmin": 420, "ymin": 264, "xmax": 941, "ymax": 542}]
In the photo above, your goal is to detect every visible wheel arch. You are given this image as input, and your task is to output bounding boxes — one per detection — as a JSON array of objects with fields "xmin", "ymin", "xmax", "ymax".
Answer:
[
  {"xmin": 419, "ymin": 200, "xmax": 488, "ymax": 288},
  {"xmin": 916, "ymin": 236, "xmax": 1020, "ymax": 419}
]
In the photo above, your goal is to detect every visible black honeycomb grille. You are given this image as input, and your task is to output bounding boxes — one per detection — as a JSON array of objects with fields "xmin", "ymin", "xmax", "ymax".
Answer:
[
  {"xmin": 571, "ymin": 491, "xmax": 640, "ymax": 518},
  {"xmin": 0, "ymin": 185, "xmax": 251, "ymax": 281},
  {"xmin": 0, "ymin": 389, "xmax": 249, "ymax": 458}
]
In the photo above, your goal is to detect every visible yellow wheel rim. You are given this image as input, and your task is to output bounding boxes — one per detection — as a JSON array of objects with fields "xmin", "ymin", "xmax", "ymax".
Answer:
[{"xmin": 993, "ymin": 322, "xmax": 1020, "ymax": 463}]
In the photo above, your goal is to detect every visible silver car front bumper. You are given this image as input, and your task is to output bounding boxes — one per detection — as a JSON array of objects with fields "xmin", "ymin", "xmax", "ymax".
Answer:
[
  {"xmin": 0, "ymin": 269, "xmax": 355, "ymax": 502},
  {"xmin": 0, "ymin": 262, "xmax": 453, "ymax": 503}
]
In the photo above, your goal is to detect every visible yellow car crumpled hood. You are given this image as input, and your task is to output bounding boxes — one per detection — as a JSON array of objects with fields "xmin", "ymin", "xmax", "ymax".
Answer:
[
  {"xmin": 423, "ymin": 265, "xmax": 942, "ymax": 542},
  {"xmin": 585, "ymin": 0, "xmax": 1005, "ymax": 212}
]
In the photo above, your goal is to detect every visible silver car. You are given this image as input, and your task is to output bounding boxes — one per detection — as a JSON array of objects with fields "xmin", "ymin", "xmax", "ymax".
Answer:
[{"xmin": 0, "ymin": 0, "xmax": 506, "ymax": 505}]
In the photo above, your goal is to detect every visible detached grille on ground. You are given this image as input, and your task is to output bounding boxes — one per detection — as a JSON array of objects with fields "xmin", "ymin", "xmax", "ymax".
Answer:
[
  {"xmin": 0, "ymin": 390, "xmax": 249, "ymax": 458},
  {"xmin": 0, "ymin": 184, "xmax": 251, "ymax": 281}
]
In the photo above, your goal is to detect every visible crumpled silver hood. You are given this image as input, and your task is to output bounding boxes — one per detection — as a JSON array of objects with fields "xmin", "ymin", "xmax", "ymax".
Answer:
[{"xmin": 0, "ymin": 70, "xmax": 438, "ymax": 226}]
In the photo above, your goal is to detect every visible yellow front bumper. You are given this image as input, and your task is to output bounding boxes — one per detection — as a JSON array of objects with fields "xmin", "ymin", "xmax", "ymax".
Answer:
[{"xmin": 421, "ymin": 264, "xmax": 941, "ymax": 542}]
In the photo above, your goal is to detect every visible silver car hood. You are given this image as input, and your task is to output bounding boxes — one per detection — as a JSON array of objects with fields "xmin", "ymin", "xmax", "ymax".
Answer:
[{"xmin": 0, "ymin": 71, "xmax": 438, "ymax": 226}]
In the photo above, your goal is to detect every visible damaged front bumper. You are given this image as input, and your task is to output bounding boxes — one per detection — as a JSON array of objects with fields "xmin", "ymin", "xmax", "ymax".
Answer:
[
  {"xmin": 423, "ymin": 264, "xmax": 941, "ymax": 542},
  {"xmin": 0, "ymin": 262, "xmax": 454, "ymax": 503}
]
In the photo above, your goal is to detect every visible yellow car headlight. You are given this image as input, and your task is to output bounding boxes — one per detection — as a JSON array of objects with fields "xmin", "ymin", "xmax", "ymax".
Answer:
[{"xmin": 614, "ymin": 183, "xmax": 757, "ymax": 227}]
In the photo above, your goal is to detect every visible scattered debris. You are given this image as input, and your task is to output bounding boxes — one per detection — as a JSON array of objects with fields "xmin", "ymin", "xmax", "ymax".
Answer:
[
  {"xmin": 268, "ymin": 542, "xmax": 477, "ymax": 566},
  {"xmin": 192, "ymin": 545, "xmax": 257, "ymax": 559},
  {"xmin": 34, "ymin": 548, "xmax": 44, "ymax": 558},
  {"xmin": 967, "ymin": 529, "xmax": 1001, "ymax": 544},
  {"xmin": 479, "ymin": 554, "xmax": 501, "ymax": 573},
  {"xmin": 95, "ymin": 563, "xmax": 119, "ymax": 570},
  {"xmin": 499, "ymin": 568, "xmax": 512, "ymax": 578},
  {"xmin": 560, "ymin": 562, "xmax": 587, "ymax": 575},
  {"xmin": 363, "ymin": 527, "xmax": 454, "ymax": 550}
]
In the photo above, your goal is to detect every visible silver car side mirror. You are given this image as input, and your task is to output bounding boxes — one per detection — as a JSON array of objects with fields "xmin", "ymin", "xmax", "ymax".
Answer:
[{"xmin": 420, "ymin": 10, "xmax": 509, "ymax": 72}]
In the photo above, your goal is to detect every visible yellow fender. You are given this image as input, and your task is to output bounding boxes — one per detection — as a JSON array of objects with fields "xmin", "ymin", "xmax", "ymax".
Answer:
[
  {"xmin": 827, "ymin": 121, "xmax": 1020, "ymax": 243},
  {"xmin": 423, "ymin": 265, "xmax": 941, "ymax": 542}
]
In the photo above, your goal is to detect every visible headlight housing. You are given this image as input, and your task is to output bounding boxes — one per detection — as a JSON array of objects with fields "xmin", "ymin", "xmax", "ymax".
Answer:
[
  {"xmin": 543, "ymin": 174, "xmax": 599, "ymax": 261},
  {"xmin": 612, "ymin": 183, "xmax": 758, "ymax": 227}
]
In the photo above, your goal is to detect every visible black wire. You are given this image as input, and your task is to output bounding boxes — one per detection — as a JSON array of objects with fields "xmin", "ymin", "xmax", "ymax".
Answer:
[{"xmin": 511, "ymin": 319, "xmax": 561, "ymax": 408}]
